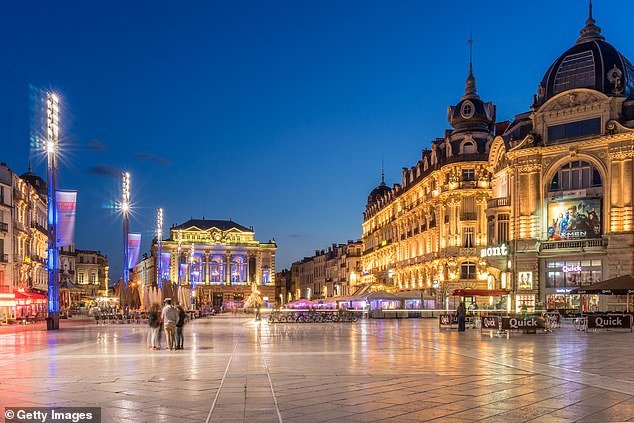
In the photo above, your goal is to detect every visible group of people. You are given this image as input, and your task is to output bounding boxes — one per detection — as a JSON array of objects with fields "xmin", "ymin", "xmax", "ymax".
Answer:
[{"xmin": 147, "ymin": 298, "xmax": 187, "ymax": 350}]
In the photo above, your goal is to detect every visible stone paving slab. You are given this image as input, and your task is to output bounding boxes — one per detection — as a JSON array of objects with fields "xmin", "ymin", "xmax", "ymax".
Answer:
[{"xmin": 1, "ymin": 318, "xmax": 634, "ymax": 422}]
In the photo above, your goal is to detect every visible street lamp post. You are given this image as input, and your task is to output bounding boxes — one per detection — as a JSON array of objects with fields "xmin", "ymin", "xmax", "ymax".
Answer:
[
  {"xmin": 156, "ymin": 208, "xmax": 163, "ymax": 289},
  {"xmin": 46, "ymin": 93, "xmax": 60, "ymax": 331},
  {"xmin": 121, "ymin": 172, "xmax": 130, "ymax": 308},
  {"xmin": 189, "ymin": 243, "xmax": 195, "ymax": 309}
]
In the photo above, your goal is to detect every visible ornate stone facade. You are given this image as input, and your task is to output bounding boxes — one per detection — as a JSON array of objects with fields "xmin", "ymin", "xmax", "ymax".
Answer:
[
  {"xmin": 362, "ymin": 6, "xmax": 634, "ymax": 312},
  {"xmin": 140, "ymin": 218, "xmax": 276, "ymax": 309}
]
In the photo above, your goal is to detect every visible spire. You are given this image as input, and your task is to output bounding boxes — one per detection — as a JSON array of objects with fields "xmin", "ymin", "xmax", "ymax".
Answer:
[
  {"xmin": 463, "ymin": 33, "xmax": 479, "ymax": 99},
  {"xmin": 380, "ymin": 156, "xmax": 385, "ymax": 185},
  {"xmin": 28, "ymin": 160, "xmax": 32, "ymax": 173},
  {"xmin": 577, "ymin": 0, "xmax": 604, "ymax": 44}
]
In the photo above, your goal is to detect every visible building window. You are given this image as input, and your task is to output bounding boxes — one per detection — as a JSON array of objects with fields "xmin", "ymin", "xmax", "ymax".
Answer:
[
  {"xmin": 78, "ymin": 273, "xmax": 85, "ymax": 284},
  {"xmin": 545, "ymin": 259, "xmax": 602, "ymax": 288},
  {"xmin": 460, "ymin": 262, "xmax": 476, "ymax": 279},
  {"xmin": 463, "ymin": 227, "xmax": 474, "ymax": 248},
  {"xmin": 550, "ymin": 160, "xmax": 601, "ymax": 191},
  {"xmin": 487, "ymin": 216, "xmax": 495, "ymax": 245},
  {"xmin": 90, "ymin": 273, "xmax": 97, "ymax": 284},
  {"xmin": 262, "ymin": 266, "xmax": 270, "ymax": 284},
  {"xmin": 547, "ymin": 117, "xmax": 601, "ymax": 142},
  {"xmin": 497, "ymin": 214, "xmax": 509, "ymax": 243},
  {"xmin": 462, "ymin": 169, "xmax": 475, "ymax": 181}
]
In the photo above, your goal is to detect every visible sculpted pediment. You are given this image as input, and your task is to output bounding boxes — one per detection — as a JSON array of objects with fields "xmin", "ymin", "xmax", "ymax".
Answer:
[{"xmin": 539, "ymin": 89, "xmax": 608, "ymax": 114}]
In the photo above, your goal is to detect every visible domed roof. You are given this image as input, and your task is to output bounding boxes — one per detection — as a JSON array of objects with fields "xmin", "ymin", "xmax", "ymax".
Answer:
[
  {"xmin": 367, "ymin": 180, "xmax": 390, "ymax": 205},
  {"xmin": 447, "ymin": 65, "xmax": 495, "ymax": 134},
  {"xmin": 20, "ymin": 170, "xmax": 47, "ymax": 197},
  {"xmin": 536, "ymin": 3, "xmax": 634, "ymax": 106}
]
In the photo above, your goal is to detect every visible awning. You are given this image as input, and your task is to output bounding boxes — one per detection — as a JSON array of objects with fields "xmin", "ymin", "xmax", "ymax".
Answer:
[
  {"xmin": 572, "ymin": 275, "xmax": 634, "ymax": 295},
  {"xmin": 452, "ymin": 289, "xmax": 510, "ymax": 297},
  {"xmin": 13, "ymin": 291, "xmax": 47, "ymax": 305},
  {"xmin": 365, "ymin": 291, "xmax": 400, "ymax": 301},
  {"xmin": 394, "ymin": 290, "xmax": 436, "ymax": 300}
]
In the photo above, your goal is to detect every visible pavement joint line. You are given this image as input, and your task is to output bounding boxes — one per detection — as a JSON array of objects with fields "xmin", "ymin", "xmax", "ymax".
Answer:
[
  {"xmin": 205, "ymin": 321, "xmax": 246, "ymax": 423},
  {"xmin": 257, "ymin": 328, "xmax": 283, "ymax": 423}
]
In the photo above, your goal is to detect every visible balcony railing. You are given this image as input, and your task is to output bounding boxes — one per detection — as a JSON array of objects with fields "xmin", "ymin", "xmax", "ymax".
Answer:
[
  {"xmin": 0, "ymin": 222, "xmax": 8, "ymax": 232},
  {"xmin": 540, "ymin": 238, "xmax": 606, "ymax": 251},
  {"xmin": 487, "ymin": 197, "xmax": 510, "ymax": 208},
  {"xmin": 460, "ymin": 212, "xmax": 478, "ymax": 221},
  {"xmin": 0, "ymin": 254, "xmax": 8, "ymax": 263}
]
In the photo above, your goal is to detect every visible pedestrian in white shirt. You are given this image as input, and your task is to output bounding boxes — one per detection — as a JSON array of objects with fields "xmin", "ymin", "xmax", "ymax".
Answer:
[{"xmin": 162, "ymin": 298, "xmax": 179, "ymax": 350}]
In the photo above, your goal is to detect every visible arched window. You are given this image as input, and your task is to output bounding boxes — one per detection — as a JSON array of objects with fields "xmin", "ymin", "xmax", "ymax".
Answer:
[
  {"xmin": 550, "ymin": 161, "xmax": 601, "ymax": 191},
  {"xmin": 460, "ymin": 262, "xmax": 476, "ymax": 279}
]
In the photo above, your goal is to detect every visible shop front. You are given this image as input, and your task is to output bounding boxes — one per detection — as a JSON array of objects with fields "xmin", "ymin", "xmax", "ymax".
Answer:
[{"xmin": 543, "ymin": 258, "xmax": 603, "ymax": 314}]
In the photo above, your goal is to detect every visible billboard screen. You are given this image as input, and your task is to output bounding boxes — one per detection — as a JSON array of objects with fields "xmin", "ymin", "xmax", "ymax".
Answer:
[{"xmin": 547, "ymin": 198, "xmax": 601, "ymax": 240}]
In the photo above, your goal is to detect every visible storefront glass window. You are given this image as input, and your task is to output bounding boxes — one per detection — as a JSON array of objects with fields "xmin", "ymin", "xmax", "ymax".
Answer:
[{"xmin": 545, "ymin": 259, "xmax": 602, "ymax": 287}]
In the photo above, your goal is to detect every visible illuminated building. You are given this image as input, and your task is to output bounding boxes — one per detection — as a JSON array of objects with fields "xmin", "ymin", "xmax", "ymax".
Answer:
[
  {"xmin": 362, "ymin": 50, "xmax": 500, "ymax": 309},
  {"xmin": 362, "ymin": 4, "xmax": 634, "ymax": 313},
  {"xmin": 290, "ymin": 240, "xmax": 363, "ymax": 300},
  {"xmin": 0, "ymin": 164, "xmax": 48, "ymax": 319},
  {"xmin": 488, "ymin": 5, "xmax": 634, "ymax": 313},
  {"xmin": 135, "ymin": 218, "xmax": 276, "ymax": 309}
]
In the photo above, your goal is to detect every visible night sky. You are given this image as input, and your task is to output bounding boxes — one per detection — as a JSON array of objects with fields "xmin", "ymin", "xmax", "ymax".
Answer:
[{"xmin": 1, "ymin": 1, "xmax": 632, "ymax": 283}]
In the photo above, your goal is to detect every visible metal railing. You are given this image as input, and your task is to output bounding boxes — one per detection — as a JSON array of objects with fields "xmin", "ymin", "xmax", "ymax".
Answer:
[
  {"xmin": 540, "ymin": 238, "xmax": 606, "ymax": 251},
  {"xmin": 487, "ymin": 197, "xmax": 510, "ymax": 208}
]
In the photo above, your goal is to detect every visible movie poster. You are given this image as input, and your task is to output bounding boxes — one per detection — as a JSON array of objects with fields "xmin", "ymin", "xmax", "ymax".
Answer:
[
  {"xmin": 547, "ymin": 198, "xmax": 601, "ymax": 240},
  {"xmin": 517, "ymin": 272, "xmax": 533, "ymax": 290},
  {"xmin": 160, "ymin": 252, "xmax": 171, "ymax": 282}
]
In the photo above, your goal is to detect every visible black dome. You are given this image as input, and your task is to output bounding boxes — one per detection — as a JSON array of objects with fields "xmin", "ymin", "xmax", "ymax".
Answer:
[
  {"xmin": 447, "ymin": 65, "xmax": 495, "ymax": 134},
  {"xmin": 20, "ymin": 171, "xmax": 47, "ymax": 197},
  {"xmin": 536, "ymin": 5, "xmax": 634, "ymax": 106},
  {"xmin": 367, "ymin": 181, "xmax": 390, "ymax": 205}
]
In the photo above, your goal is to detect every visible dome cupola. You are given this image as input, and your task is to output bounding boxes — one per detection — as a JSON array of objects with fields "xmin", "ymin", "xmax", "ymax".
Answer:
[
  {"xmin": 535, "ymin": 1, "xmax": 634, "ymax": 107},
  {"xmin": 448, "ymin": 62, "xmax": 495, "ymax": 135}
]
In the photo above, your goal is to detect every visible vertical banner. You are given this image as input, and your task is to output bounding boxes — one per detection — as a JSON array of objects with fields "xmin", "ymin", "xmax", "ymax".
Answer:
[
  {"xmin": 160, "ymin": 252, "xmax": 171, "ymax": 281},
  {"xmin": 56, "ymin": 190, "xmax": 77, "ymax": 247},
  {"xmin": 127, "ymin": 233, "xmax": 142, "ymax": 270}
]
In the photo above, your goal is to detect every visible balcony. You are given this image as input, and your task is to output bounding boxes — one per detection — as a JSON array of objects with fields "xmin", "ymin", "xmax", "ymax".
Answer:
[
  {"xmin": 540, "ymin": 238, "xmax": 606, "ymax": 251},
  {"xmin": 0, "ymin": 222, "xmax": 7, "ymax": 232},
  {"xmin": 31, "ymin": 222, "xmax": 47, "ymax": 234},
  {"xmin": 460, "ymin": 212, "xmax": 478, "ymax": 221},
  {"xmin": 0, "ymin": 254, "xmax": 7, "ymax": 263},
  {"xmin": 488, "ymin": 197, "xmax": 510, "ymax": 208}
]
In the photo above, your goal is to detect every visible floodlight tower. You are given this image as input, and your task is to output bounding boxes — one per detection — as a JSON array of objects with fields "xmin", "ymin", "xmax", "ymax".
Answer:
[
  {"xmin": 190, "ymin": 242, "xmax": 195, "ymax": 309},
  {"xmin": 46, "ymin": 93, "xmax": 60, "ymax": 331},
  {"xmin": 122, "ymin": 172, "xmax": 131, "ymax": 291},
  {"xmin": 156, "ymin": 208, "xmax": 163, "ymax": 289},
  {"xmin": 177, "ymin": 230, "xmax": 182, "ymax": 286}
]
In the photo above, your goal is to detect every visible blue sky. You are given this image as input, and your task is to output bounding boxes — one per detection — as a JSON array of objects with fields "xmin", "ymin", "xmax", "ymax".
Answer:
[{"xmin": 1, "ymin": 0, "xmax": 632, "ymax": 282}]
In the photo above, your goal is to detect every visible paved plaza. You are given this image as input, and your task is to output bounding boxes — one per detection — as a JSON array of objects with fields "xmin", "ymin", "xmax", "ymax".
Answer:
[{"xmin": 1, "ymin": 317, "xmax": 634, "ymax": 423}]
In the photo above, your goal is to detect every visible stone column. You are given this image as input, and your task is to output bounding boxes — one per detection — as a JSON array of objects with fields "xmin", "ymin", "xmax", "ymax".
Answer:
[
  {"xmin": 225, "ymin": 253, "xmax": 232, "ymax": 285},
  {"xmin": 246, "ymin": 253, "xmax": 250, "ymax": 284}
]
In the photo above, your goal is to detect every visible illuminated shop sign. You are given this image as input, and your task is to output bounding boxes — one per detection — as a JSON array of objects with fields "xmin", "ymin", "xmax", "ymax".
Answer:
[
  {"xmin": 562, "ymin": 265, "xmax": 582, "ymax": 273},
  {"xmin": 547, "ymin": 198, "xmax": 601, "ymax": 240},
  {"xmin": 556, "ymin": 288, "xmax": 573, "ymax": 293},
  {"xmin": 480, "ymin": 244, "xmax": 508, "ymax": 258}
]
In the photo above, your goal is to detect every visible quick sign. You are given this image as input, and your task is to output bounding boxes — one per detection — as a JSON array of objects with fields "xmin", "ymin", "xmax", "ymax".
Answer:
[
  {"xmin": 501, "ymin": 317, "xmax": 545, "ymax": 330},
  {"xmin": 562, "ymin": 265, "xmax": 582, "ymax": 273},
  {"xmin": 439, "ymin": 314, "xmax": 457, "ymax": 326},
  {"xmin": 481, "ymin": 316, "xmax": 500, "ymax": 329},
  {"xmin": 586, "ymin": 315, "xmax": 632, "ymax": 329},
  {"xmin": 480, "ymin": 244, "xmax": 508, "ymax": 258}
]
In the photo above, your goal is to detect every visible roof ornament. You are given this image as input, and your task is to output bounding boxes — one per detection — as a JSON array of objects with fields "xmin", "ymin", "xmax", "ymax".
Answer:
[
  {"xmin": 463, "ymin": 33, "xmax": 479, "ymax": 100},
  {"xmin": 380, "ymin": 155, "xmax": 385, "ymax": 185},
  {"xmin": 577, "ymin": 0, "xmax": 605, "ymax": 44}
]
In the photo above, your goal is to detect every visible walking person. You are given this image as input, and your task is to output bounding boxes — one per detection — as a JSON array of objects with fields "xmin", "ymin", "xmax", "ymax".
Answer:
[
  {"xmin": 457, "ymin": 301, "xmax": 467, "ymax": 332},
  {"xmin": 175, "ymin": 305, "xmax": 187, "ymax": 350},
  {"xmin": 147, "ymin": 303, "xmax": 161, "ymax": 350},
  {"xmin": 162, "ymin": 298, "xmax": 179, "ymax": 350}
]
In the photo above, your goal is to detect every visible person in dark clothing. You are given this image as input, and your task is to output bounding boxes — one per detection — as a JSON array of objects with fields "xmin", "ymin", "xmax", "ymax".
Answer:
[
  {"xmin": 457, "ymin": 302, "xmax": 467, "ymax": 332},
  {"xmin": 147, "ymin": 303, "xmax": 161, "ymax": 350},
  {"xmin": 175, "ymin": 305, "xmax": 187, "ymax": 350}
]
